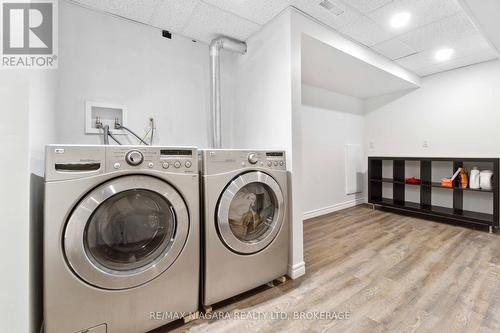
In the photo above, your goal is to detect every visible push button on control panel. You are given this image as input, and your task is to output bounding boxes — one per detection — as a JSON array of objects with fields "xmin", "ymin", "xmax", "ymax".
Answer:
[
  {"xmin": 185, "ymin": 161, "xmax": 192, "ymax": 168},
  {"xmin": 267, "ymin": 161, "xmax": 272, "ymax": 167},
  {"xmin": 174, "ymin": 161, "xmax": 181, "ymax": 169},
  {"xmin": 113, "ymin": 162, "xmax": 121, "ymax": 170},
  {"xmin": 148, "ymin": 162, "xmax": 154, "ymax": 169},
  {"xmin": 162, "ymin": 162, "xmax": 169, "ymax": 169}
]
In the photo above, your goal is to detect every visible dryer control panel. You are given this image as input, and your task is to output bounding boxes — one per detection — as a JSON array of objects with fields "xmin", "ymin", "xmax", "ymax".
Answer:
[
  {"xmin": 201, "ymin": 149, "xmax": 286, "ymax": 175},
  {"xmin": 263, "ymin": 151, "xmax": 286, "ymax": 169},
  {"xmin": 106, "ymin": 147, "xmax": 197, "ymax": 174}
]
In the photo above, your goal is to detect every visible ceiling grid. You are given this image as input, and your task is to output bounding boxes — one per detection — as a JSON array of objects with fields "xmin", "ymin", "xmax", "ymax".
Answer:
[{"xmin": 71, "ymin": 0, "xmax": 498, "ymax": 76}]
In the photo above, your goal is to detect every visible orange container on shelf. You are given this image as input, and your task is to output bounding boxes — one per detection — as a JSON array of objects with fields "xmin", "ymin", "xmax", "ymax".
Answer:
[
  {"xmin": 460, "ymin": 168, "xmax": 468, "ymax": 188},
  {"xmin": 441, "ymin": 178, "xmax": 453, "ymax": 188},
  {"xmin": 441, "ymin": 167, "xmax": 463, "ymax": 188}
]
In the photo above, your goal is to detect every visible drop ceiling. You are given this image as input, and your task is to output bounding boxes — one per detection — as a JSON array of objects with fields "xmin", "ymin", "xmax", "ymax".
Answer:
[{"xmin": 71, "ymin": 0, "xmax": 499, "ymax": 77}]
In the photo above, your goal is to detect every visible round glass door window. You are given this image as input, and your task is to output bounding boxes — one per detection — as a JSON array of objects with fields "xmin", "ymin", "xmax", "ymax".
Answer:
[
  {"xmin": 64, "ymin": 175, "xmax": 190, "ymax": 290},
  {"xmin": 217, "ymin": 171, "xmax": 284, "ymax": 254},
  {"xmin": 84, "ymin": 189, "xmax": 176, "ymax": 272},
  {"xmin": 228, "ymin": 183, "xmax": 276, "ymax": 242}
]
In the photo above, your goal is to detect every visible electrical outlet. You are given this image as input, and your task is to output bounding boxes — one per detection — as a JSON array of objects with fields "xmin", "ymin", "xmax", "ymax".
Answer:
[
  {"xmin": 423, "ymin": 140, "xmax": 429, "ymax": 148},
  {"xmin": 369, "ymin": 141, "xmax": 375, "ymax": 149}
]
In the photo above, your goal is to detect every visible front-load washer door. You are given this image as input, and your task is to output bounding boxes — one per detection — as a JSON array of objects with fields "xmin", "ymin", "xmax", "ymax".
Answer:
[
  {"xmin": 64, "ymin": 175, "xmax": 189, "ymax": 290},
  {"xmin": 217, "ymin": 171, "xmax": 284, "ymax": 254}
]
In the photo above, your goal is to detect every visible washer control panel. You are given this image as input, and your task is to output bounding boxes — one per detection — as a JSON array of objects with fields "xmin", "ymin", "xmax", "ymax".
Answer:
[
  {"xmin": 106, "ymin": 146, "xmax": 196, "ymax": 173},
  {"xmin": 202, "ymin": 150, "xmax": 286, "ymax": 174}
]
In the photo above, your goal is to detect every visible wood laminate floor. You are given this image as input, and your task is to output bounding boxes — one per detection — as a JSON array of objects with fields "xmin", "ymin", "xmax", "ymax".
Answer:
[{"xmin": 160, "ymin": 205, "xmax": 500, "ymax": 333}]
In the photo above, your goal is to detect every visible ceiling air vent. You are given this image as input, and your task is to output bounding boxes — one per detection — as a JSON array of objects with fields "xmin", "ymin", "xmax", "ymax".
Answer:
[{"xmin": 319, "ymin": 0, "xmax": 344, "ymax": 16}]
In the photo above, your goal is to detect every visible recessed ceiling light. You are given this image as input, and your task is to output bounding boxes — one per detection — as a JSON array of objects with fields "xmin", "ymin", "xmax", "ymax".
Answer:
[
  {"xmin": 390, "ymin": 12, "xmax": 411, "ymax": 28},
  {"xmin": 435, "ymin": 48, "xmax": 455, "ymax": 61}
]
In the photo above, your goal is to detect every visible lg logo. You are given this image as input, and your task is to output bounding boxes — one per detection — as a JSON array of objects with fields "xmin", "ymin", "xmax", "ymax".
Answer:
[{"xmin": 2, "ymin": 1, "xmax": 53, "ymax": 54}]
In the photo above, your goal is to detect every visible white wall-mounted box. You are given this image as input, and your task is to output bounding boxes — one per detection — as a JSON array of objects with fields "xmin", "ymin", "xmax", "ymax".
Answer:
[{"xmin": 85, "ymin": 101, "xmax": 127, "ymax": 135}]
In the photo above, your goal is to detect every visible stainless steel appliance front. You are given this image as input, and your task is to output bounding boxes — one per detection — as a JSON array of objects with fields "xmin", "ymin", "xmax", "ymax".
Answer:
[
  {"xmin": 200, "ymin": 149, "xmax": 289, "ymax": 306},
  {"xmin": 44, "ymin": 145, "xmax": 199, "ymax": 333}
]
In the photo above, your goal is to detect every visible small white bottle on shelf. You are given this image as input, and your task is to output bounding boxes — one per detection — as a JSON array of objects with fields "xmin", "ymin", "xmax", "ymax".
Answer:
[
  {"xmin": 480, "ymin": 170, "xmax": 494, "ymax": 190},
  {"xmin": 470, "ymin": 167, "xmax": 480, "ymax": 189}
]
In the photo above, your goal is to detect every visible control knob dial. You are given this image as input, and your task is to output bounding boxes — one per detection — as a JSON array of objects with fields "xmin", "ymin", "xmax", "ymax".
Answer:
[
  {"xmin": 126, "ymin": 150, "xmax": 144, "ymax": 166},
  {"xmin": 248, "ymin": 153, "xmax": 258, "ymax": 164}
]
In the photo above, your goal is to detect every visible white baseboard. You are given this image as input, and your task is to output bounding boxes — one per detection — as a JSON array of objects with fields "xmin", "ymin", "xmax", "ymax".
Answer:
[
  {"xmin": 288, "ymin": 261, "xmax": 305, "ymax": 279},
  {"xmin": 303, "ymin": 197, "xmax": 366, "ymax": 220}
]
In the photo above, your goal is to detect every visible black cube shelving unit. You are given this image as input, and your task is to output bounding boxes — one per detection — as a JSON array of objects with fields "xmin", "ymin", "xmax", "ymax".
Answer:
[{"xmin": 368, "ymin": 157, "xmax": 499, "ymax": 233}]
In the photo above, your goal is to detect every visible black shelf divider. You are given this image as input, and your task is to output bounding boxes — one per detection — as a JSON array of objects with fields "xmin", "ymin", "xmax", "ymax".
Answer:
[
  {"xmin": 494, "ymin": 159, "xmax": 500, "ymax": 226},
  {"xmin": 393, "ymin": 160, "xmax": 405, "ymax": 205},
  {"xmin": 368, "ymin": 157, "xmax": 499, "ymax": 232},
  {"xmin": 421, "ymin": 160, "xmax": 432, "ymax": 207},
  {"xmin": 368, "ymin": 159, "xmax": 382, "ymax": 202},
  {"xmin": 453, "ymin": 160, "xmax": 464, "ymax": 213}
]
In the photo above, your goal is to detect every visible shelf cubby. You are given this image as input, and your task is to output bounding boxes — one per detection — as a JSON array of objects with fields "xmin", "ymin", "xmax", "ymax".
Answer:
[{"xmin": 368, "ymin": 157, "xmax": 499, "ymax": 232}]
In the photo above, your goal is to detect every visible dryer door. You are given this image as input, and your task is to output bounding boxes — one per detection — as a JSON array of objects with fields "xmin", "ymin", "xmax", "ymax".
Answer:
[
  {"xmin": 64, "ymin": 175, "xmax": 189, "ymax": 290},
  {"xmin": 217, "ymin": 171, "xmax": 284, "ymax": 254}
]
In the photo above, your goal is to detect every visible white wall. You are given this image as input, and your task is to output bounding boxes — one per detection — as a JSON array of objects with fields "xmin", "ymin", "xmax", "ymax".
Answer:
[
  {"xmin": 0, "ymin": 72, "xmax": 31, "ymax": 333},
  {"xmin": 231, "ymin": 12, "xmax": 292, "ymax": 151},
  {"xmin": 301, "ymin": 85, "xmax": 365, "ymax": 218},
  {"xmin": 0, "ymin": 69, "xmax": 56, "ymax": 333},
  {"xmin": 365, "ymin": 60, "xmax": 500, "ymax": 157},
  {"xmin": 290, "ymin": 10, "xmax": 383, "ymax": 227},
  {"xmin": 57, "ymin": 1, "xmax": 235, "ymax": 148},
  {"xmin": 231, "ymin": 10, "xmax": 305, "ymax": 278},
  {"xmin": 30, "ymin": 71, "xmax": 57, "ymax": 175}
]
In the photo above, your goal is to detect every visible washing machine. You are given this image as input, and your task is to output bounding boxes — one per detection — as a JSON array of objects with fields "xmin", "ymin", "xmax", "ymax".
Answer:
[
  {"xmin": 200, "ymin": 149, "xmax": 289, "ymax": 307},
  {"xmin": 44, "ymin": 145, "xmax": 199, "ymax": 333}
]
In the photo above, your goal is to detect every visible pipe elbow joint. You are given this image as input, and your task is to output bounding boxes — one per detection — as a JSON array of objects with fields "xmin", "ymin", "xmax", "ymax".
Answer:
[{"xmin": 210, "ymin": 36, "xmax": 247, "ymax": 55}]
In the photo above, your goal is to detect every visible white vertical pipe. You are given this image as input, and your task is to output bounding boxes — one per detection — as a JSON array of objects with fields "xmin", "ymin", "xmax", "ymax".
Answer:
[{"xmin": 209, "ymin": 36, "xmax": 247, "ymax": 148}]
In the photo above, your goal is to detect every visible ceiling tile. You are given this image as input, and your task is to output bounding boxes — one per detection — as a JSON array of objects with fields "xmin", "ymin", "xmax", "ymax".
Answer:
[
  {"xmin": 338, "ymin": 16, "xmax": 395, "ymax": 46},
  {"xmin": 411, "ymin": 63, "xmax": 441, "ymax": 76},
  {"xmin": 340, "ymin": 0, "xmax": 393, "ymax": 14},
  {"xmin": 148, "ymin": 0, "xmax": 199, "ymax": 33},
  {"xmin": 73, "ymin": 0, "xmax": 159, "ymax": 22},
  {"xmin": 395, "ymin": 50, "xmax": 434, "ymax": 71},
  {"xmin": 181, "ymin": 2, "xmax": 261, "ymax": 43},
  {"xmin": 436, "ymin": 50, "xmax": 498, "ymax": 74},
  {"xmin": 412, "ymin": 49, "xmax": 497, "ymax": 76},
  {"xmin": 293, "ymin": 0, "xmax": 363, "ymax": 30},
  {"xmin": 399, "ymin": 12, "xmax": 477, "ymax": 52},
  {"xmin": 368, "ymin": 0, "xmax": 462, "ymax": 36},
  {"xmin": 450, "ymin": 34, "xmax": 495, "ymax": 55},
  {"xmin": 372, "ymin": 38, "xmax": 416, "ymax": 60},
  {"xmin": 203, "ymin": 0, "xmax": 293, "ymax": 25},
  {"xmin": 396, "ymin": 34, "xmax": 497, "ymax": 75}
]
